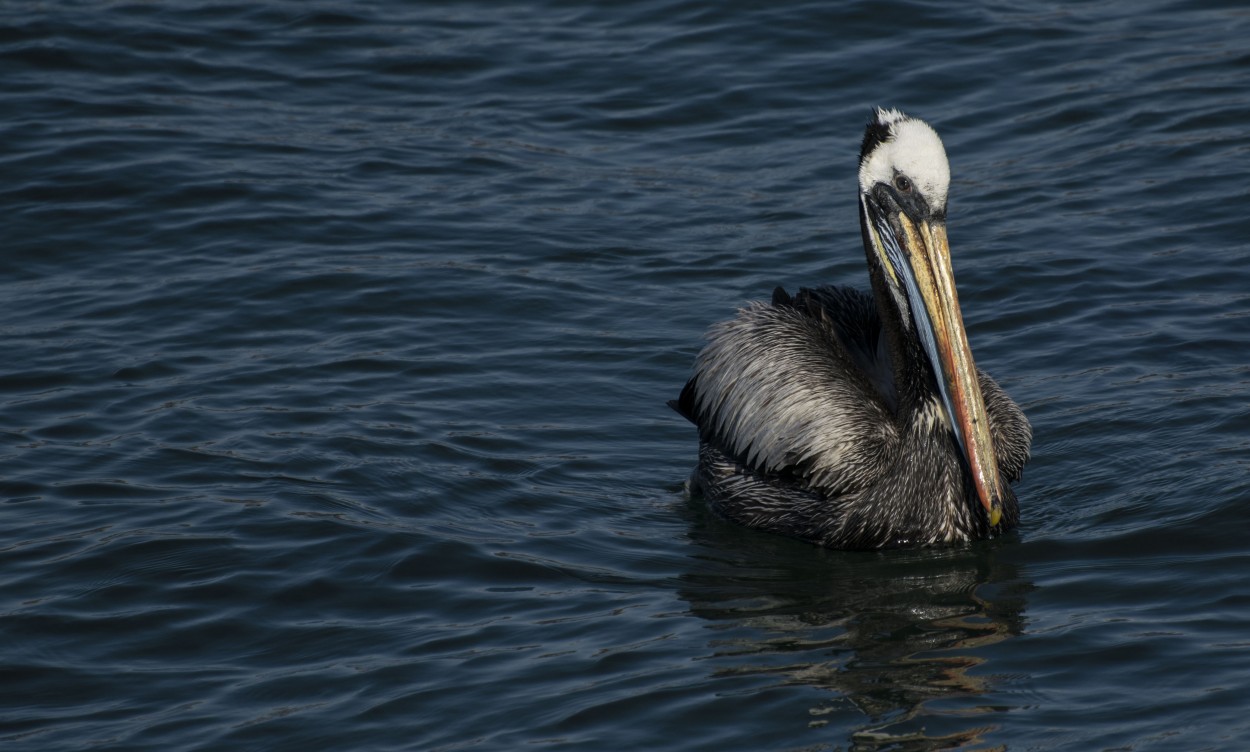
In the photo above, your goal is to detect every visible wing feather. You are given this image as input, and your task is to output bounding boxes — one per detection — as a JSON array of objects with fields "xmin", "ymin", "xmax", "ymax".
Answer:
[
  {"xmin": 978, "ymin": 371, "xmax": 1032, "ymax": 482},
  {"xmin": 683, "ymin": 286, "xmax": 898, "ymax": 496}
]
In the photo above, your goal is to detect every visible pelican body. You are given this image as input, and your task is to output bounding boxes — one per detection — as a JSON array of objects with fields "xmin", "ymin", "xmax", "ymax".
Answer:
[{"xmin": 672, "ymin": 108, "xmax": 1031, "ymax": 550}]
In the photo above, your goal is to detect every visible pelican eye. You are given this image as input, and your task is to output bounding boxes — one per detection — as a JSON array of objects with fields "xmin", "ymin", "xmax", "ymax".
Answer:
[{"xmin": 893, "ymin": 175, "xmax": 912, "ymax": 193}]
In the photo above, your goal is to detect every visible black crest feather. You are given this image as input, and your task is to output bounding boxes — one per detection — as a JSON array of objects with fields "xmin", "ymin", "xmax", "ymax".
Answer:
[{"xmin": 859, "ymin": 108, "xmax": 895, "ymax": 165}]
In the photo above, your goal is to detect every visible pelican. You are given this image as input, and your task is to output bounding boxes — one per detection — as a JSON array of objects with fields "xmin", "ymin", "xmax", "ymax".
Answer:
[{"xmin": 671, "ymin": 108, "xmax": 1031, "ymax": 550}]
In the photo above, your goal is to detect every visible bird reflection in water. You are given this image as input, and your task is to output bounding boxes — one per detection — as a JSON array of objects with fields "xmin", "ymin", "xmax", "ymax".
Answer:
[{"xmin": 676, "ymin": 508, "xmax": 1032, "ymax": 750}]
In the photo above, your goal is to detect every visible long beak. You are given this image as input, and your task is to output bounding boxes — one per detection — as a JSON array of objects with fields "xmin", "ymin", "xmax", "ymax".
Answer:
[{"xmin": 894, "ymin": 215, "xmax": 1005, "ymax": 527}]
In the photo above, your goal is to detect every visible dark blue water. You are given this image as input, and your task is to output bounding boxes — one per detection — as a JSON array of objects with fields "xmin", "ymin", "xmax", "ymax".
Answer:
[{"xmin": 4, "ymin": 1, "xmax": 1250, "ymax": 749}]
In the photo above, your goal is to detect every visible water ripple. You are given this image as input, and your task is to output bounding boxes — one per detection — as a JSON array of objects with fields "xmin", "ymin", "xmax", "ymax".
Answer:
[{"xmin": 3, "ymin": 0, "xmax": 1250, "ymax": 750}]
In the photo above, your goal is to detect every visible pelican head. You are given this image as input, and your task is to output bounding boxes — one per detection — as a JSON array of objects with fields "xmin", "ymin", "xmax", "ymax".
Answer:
[{"xmin": 856, "ymin": 107, "xmax": 1006, "ymax": 528}]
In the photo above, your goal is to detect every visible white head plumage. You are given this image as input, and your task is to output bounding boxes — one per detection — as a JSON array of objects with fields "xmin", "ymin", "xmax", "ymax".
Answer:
[{"xmin": 857, "ymin": 108, "xmax": 950, "ymax": 212}]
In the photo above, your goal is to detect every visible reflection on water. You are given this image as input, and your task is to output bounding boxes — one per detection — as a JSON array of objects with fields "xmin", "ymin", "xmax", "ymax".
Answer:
[{"xmin": 677, "ymin": 500, "xmax": 1032, "ymax": 750}]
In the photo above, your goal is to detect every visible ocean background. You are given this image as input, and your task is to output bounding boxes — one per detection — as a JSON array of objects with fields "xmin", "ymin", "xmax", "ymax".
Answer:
[{"xmin": 4, "ymin": 1, "xmax": 1250, "ymax": 749}]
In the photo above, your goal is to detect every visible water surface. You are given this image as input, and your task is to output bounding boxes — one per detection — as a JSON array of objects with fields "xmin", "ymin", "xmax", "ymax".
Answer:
[{"xmin": 4, "ymin": 1, "xmax": 1250, "ymax": 750}]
